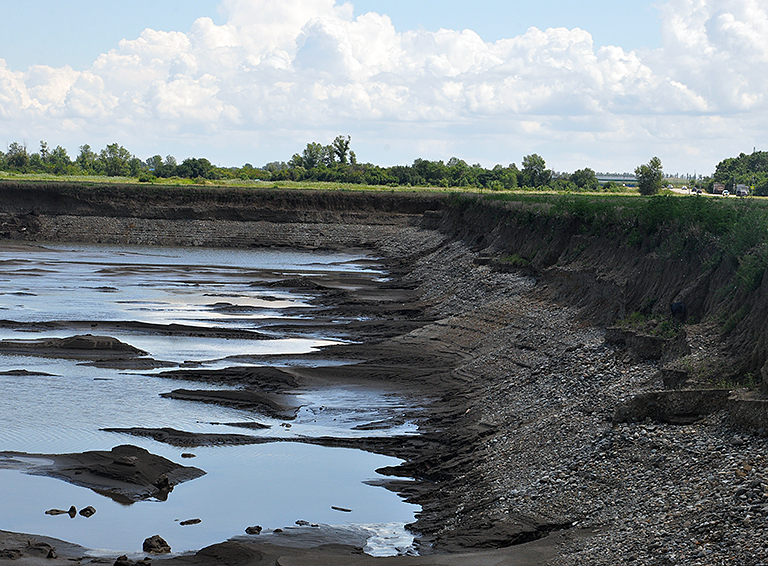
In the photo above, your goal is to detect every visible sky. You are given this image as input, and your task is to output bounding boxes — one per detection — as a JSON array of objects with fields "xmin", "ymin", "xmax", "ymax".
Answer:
[{"xmin": 0, "ymin": 0, "xmax": 765, "ymax": 176}]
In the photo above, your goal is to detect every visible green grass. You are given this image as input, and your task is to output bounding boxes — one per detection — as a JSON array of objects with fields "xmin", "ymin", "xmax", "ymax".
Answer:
[{"xmin": 616, "ymin": 311, "xmax": 681, "ymax": 339}]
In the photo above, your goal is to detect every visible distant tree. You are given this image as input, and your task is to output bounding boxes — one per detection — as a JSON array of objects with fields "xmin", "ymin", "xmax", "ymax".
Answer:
[
  {"xmin": 331, "ymin": 135, "xmax": 351, "ymax": 164},
  {"xmin": 520, "ymin": 154, "xmax": 551, "ymax": 188},
  {"xmin": 288, "ymin": 153, "xmax": 303, "ymax": 169},
  {"xmin": 146, "ymin": 155, "xmax": 163, "ymax": 171},
  {"xmin": 47, "ymin": 145, "xmax": 72, "ymax": 174},
  {"xmin": 76, "ymin": 144, "xmax": 98, "ymax": 174},
  {"xmin": 6, "ymin": 142, "xmax": 29, "ymax": 170},
  {"xmin": 570, "ymin": 168, "xmax": 600, "ymax": 191},
  {"xmin": 712, "ymin": 150, "xmax": 768, "ymax": 194},
  {"xmin": 98, "ymin": 143, "xmax": 133, "ymax": 177},
  {"xmin": 412, "ymin": 158, "xmax": 448, "ymax": 186},
  {"xmin": 263, "ymin": 161, "xmax": 288, "ymax": 173},
  {"xmin": 177, "ymin": 157, "xmax": 215, "ymax": 179},
  {"xmin": 494, "ymin": 164, "xmax": 518, "ymax": 190},
  {"xmin": 28, "ymin": 151, "xmax": 45, "ymax": 172},
  {"xmin": 288, "ymin": 142, "xmax": 325, "ymax": 170},
  {"xmin": 635, "ymin": 157, "xmax": 663, "ymax": 196},
  {"xmin": 38, "ymin": 141, "xmax": 49, "ymax": 162},
  {"xmin": 128, "ymin": 157, "xmax": 143, "ymax": 177}
]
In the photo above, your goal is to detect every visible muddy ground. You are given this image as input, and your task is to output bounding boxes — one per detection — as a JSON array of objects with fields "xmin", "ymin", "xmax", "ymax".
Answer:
[{"xmin": 0, "ymin": 233, "xmax": 592, "ymax": 565}]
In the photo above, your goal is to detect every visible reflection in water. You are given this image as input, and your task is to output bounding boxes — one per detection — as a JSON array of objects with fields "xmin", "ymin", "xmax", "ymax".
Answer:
[{"xmin": 0, "ymin": 244, "xmax": 419, "ymax": 555}]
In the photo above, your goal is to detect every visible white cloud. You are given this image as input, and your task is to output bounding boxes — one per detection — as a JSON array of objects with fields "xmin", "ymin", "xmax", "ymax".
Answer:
[{"xmin": 2, "ymin": 0, "xmax": 768, "ymax": 173}]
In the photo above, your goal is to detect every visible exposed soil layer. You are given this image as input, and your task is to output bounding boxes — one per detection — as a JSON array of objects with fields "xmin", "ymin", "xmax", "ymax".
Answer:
[{"xmin": 1, "ymin": 183, "xmax": 768, "ymax": 565}]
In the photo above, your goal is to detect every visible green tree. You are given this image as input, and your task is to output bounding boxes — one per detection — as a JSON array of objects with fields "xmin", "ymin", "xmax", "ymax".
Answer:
[
  {"xmin": 291, "ymin": 142, "xmax": 325, "ymax": 169},
  {"xmin": 47, "ymin": 145, "xmax": 72, "ymax": 174},
  {"xmin": 128, "ymin": 157, "xmax": 143, "ymax": 177},
  {"xmin": 146, "ymin": 155, "xmax": 163, "ymax": 171},
  {"xmin": 494, "ymin": 165, "xmax": 518, "ymax": 190},
  {"xmin": 38, "ymin": 141, "xmax": 49, "ymax": 163},
  {"xmin": 177, "ymin": 157, "xmax": 215, "ymax": 179},
  {"xmin": 520, "ymin": 154, "xmax": 551, "ymax": 188},
  {"xmin": 76, "ymin": 144, "xmax": 98, "ymax": 174},
  {"xmin": 28, "ymin": 151, "xmax": 45, "ymax": 172},
  {"xmin": 635, "ymin": 157, "xmax": 664, "ymax": 196},
  {"xmin": 331, "ymin": 135, "xmax": 351, "ymax": 164},
  {"xmin": 6, "ymin": 142, "xmax": 29, "ymax": 170},
  {"xmin": 570, "ymin": 168, "xmax": 599, "ymax": 191},
  {"xmin": 98, "ymin": 143, "xmax": 133, "ymax": 177}
]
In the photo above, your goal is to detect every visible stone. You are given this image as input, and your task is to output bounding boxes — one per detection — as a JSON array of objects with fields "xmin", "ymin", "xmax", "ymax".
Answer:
[
  {"xmin": 142, "ymin": 535, "xmax": 171, "ymax": 554},
  {"xmin": 245, "ymin": 525, "xmax": 262, "ymax": 535},
  {"xmin": 181, "ymin": 453, "xmax": 196, "ymax": 458},
  {"xmin": 179, "ymin": 518, "xmax": 201, "ymax": 526},
  {"xmin": 79, "ymin": 505, "xmax": 96, "ymax": 518}
]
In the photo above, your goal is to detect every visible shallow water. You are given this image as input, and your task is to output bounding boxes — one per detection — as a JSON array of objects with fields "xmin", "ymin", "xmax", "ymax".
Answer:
[{"xmin": 0, "ymin": 243, "xmax": 419, "ymax": 556}]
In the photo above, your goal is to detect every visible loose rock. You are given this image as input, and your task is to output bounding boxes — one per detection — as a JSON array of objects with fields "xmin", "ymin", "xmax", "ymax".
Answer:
[
  {"xmin": 142, "ymin": 535, "xmax": 171, "ymax": 554},
  {"xmin": 79, "ymin": 506, "xmax": 96, "ymax": 518},
  {"xmin": 180, "ymin": 518, "xmax": 201, "ymax": 526}
]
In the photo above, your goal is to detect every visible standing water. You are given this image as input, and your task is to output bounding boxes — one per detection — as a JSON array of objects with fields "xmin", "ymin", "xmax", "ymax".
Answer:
[{"xmin": 0, "ymin": 243, "xmax": 420, "ymax": 556}]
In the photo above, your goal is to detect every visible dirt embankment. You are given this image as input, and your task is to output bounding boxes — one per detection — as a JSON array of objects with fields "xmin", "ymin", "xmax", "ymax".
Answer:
[{"xmin": 2, "ymin": 182, "xmax": 765, "ymax": 384}]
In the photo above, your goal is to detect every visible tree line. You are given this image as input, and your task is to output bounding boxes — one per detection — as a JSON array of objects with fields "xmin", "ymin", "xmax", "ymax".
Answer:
[
  {"xmin": 0, "ymin": 141, "xmax": 234, "ymax": 181},
  {"xmin": 4, "ymin": 135, "xmax": 757, "ymax": 195},
  {"xmin": 1, "ymin": 136, "xmax": 621, "ymax": 192},
  {"xmin": 709, "ymin": 151, "xmax": 768, "ymax": 196}
]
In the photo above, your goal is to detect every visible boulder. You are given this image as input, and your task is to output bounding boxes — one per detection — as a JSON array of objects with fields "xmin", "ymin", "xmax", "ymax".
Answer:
[{"xmin": 143, "ymin": 535, "xmax": 171, "ymax": 554}]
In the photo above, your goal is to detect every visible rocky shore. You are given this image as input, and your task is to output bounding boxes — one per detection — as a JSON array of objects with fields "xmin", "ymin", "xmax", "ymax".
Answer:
[{"xmin": 1, "ymin": 184, "xmax": 767, "ymax": 565}]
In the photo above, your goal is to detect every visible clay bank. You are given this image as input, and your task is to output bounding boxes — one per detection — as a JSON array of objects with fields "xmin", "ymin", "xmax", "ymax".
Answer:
[{"xmin": 1, "ymin": 181, "xmax": 768, "ymax": 566}]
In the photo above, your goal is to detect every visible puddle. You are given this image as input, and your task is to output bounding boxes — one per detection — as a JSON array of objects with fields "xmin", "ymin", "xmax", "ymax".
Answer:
[
  {"xmin": 0, "ymin": 244, "xmax": 419, "ymax": 556},
  {"xmin": 0, "ymin": 443, "xmax": 417, "ymax": 555}
]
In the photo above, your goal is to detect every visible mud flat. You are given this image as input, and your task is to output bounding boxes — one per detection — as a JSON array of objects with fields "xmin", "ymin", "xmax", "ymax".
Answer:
[{"xmin": 1, "ymin": 184, "xmax": 768, "ymax": 565}]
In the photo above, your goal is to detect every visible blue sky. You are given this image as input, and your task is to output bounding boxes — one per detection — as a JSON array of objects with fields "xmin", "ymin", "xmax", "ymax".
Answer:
[
  {"xmin": 0, "ymin": 1, "xmax": 661, "ymax": 70},
  {"xmin": 0, "ymin": 0, "xmax": 765, "ymax": 176}
]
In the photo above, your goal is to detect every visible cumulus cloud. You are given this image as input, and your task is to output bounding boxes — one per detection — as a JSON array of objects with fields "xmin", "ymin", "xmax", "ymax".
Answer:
[{"xmin": 2, "ymin": 0, "xmax": 768, "ymax": 172}]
